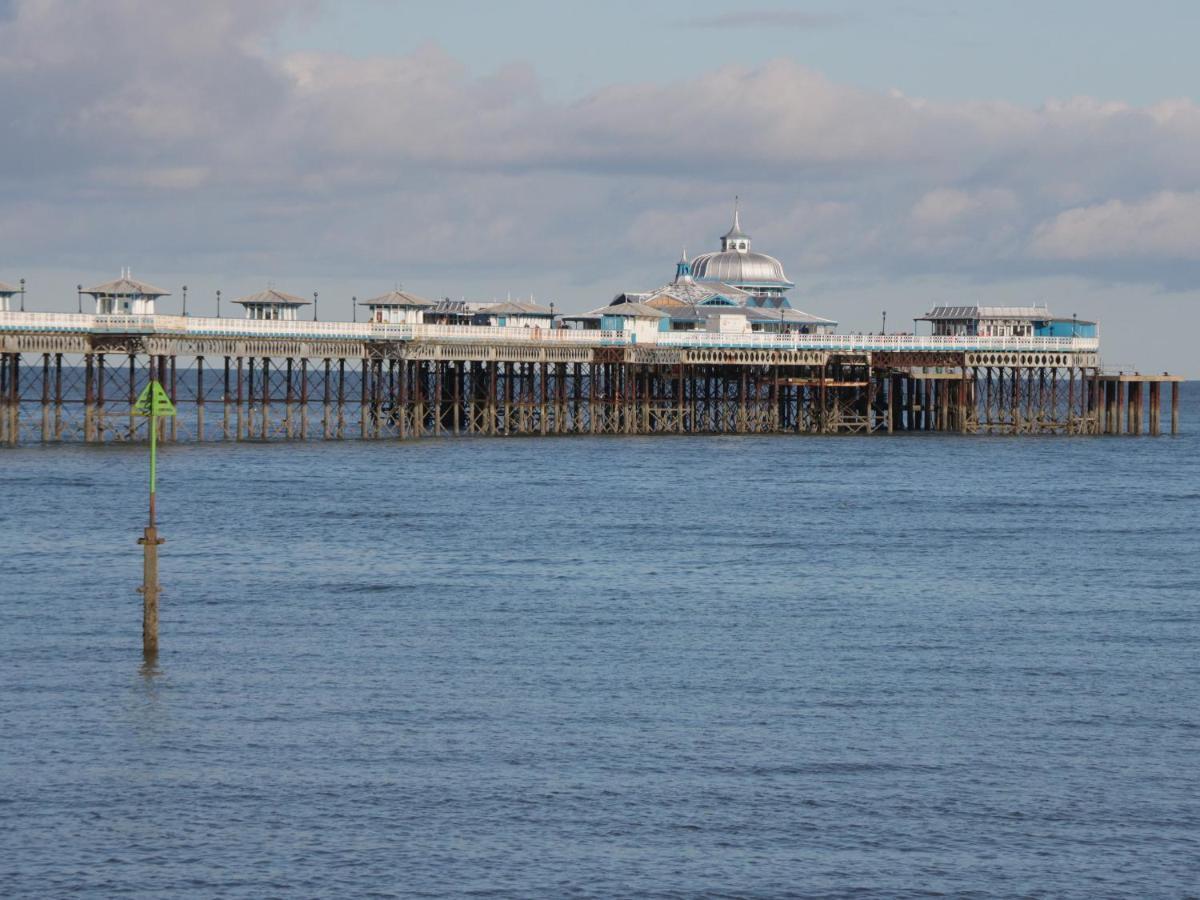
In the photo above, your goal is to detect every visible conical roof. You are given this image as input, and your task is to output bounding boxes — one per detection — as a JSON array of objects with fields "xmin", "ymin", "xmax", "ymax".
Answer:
[
  {"xmin": 0, "ymin": 281, "xmax": 18, "ymax": 294},
  {"xmin": 83, "ymin": 275, "xmax": 170, "ymax": 297},
  {"xmin": 234, "ymin": 288, "xmax": 310, "ymax": 306},
  {"xmin": 360, "ymin": 289, "xmax": 432, "ymax": 308}
]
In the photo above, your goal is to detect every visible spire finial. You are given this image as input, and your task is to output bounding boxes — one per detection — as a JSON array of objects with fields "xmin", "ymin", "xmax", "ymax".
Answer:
[
  {"xmin": 733, "ymin": 195, "xmax": 740, "ymax": 231},
  {"xmin": 675, "ymin": 248, "xmax": 694, "ymax": 283}
]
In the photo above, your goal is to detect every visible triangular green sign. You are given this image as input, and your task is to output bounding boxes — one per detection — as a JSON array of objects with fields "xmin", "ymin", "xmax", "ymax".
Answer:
[{"xmin": 133, "ymin": 381, "xmax": 177, "ymax": 417}]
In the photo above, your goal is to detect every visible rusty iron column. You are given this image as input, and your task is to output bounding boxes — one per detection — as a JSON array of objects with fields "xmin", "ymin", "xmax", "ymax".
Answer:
[
  {"xmin": 959, "ymin": 366, "xmax": 969, "ymax": 434},
  {"xmin": 96, "ymin": 354, "xmax": 106, "ymax": 442},
  {"xmin": 322, "ymin": 359, "xmax": 332, "ymax": 440},
  {"xmin": 247, "ymin": 357, "xmax": 257, "ymax": 438},
  {"xmin": 236, "ymin": 356, "xmax": 245, "ymax": 440},
  {"xmin": 438, "ymin": 361, "xmax": 448, "ymax": 436},
  {"xmin": 337, "ymin": 359, "xmax": 346, "ymax": 439},
  {"xmin": 223, "ymin": 356, "xmax": 232, "ymax": 440},
  {"xmin": 284, "ymin": 358, "xmax": 295, "ymax": 439},
  {"xmin": 260, "ymin": 357, "xmax": 270, "ymax": 440},
  {"xmin": 398, "ymin": 357, "xmax": 409, "ymax": 439},
  {"xmin": 0, "ymin": 354, "xmax": 8, "ymax": 445},
  {"xmin": 169, "ymin": 356, "xmax": 177, "ymax": 442},
  {"xmin": 886, "ymin": 373, "xmax": 896, "ymax": 434},
  {"xmin": 195, "ymin": 357, "xmax": 205, "ymax": 442},
  {"xmin": 53, "ymin": 353, "xmax": 63, "ymax": 441},
  {"xmin": 676, "ymin": 363, "xmax": 686, "ymax": 434},
  {"xmin": 1067, "ymin": 366, "xmax": 1076, "ymax": 435},
  {"xmin": 127, "ymin": 354, "xmax": 138, "ymax": 439},
  {"xmin": 818, "ymin": 365, "xmax": 827, "ymax": 434},
  {"xmin": 83, "ymin": 352, "xmax": 95, "ymax": 443},
  {"xmin": 453, "ymin": 362, "xmax": 462, "ymax": 435},
  {"xmin": 40, "ymin": 353, "xmax": 50, "ymax": 443},
  {"xmin": 359, "ymin": 357, "xmax": 369, "ymax": 439},
  {"xmin": 1171, "ymin": 381, "xmax": 1180, "ymax": 435},
  {"xmin": 300, "ymin": 359, "xmax": 309, "ymax": 439}
]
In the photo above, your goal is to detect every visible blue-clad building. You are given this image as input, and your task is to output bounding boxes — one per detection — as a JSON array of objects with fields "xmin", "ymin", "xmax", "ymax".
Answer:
[{"xmin": 916, "ymin": 305, "xmax": 1097, "ymax": 339}]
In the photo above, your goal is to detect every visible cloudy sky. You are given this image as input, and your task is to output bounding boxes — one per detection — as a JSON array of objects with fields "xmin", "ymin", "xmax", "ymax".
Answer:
[{"xmin": 2, "ymin": 0, "xmax": 1198, "ymax": 373}]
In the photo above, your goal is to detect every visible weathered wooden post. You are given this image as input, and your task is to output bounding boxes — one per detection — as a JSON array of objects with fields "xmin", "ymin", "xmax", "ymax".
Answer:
[{"xmin": 133, "ymin": 380, "xmax": 176, "ymax": 659}]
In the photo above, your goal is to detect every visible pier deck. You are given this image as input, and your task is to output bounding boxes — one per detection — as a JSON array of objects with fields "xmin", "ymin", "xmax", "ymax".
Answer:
[{"xmin": 0, "ymin": 311, "xmax": 1180, "ymax": 444}]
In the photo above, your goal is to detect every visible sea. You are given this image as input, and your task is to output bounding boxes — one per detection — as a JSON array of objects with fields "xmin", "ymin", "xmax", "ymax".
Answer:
[{"xmin": 2, "ymin": 389, "xmax": 1198, "ymax": 898}]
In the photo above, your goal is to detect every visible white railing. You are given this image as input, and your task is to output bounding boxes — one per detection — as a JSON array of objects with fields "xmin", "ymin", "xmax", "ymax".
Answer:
[
  {"xmin": 0, "ymin": 310, "xmax": 1101, "ymax": 353},
  {"xmin": 657, "ymin": 331, "xmax": 1101, "ymax": 352}
]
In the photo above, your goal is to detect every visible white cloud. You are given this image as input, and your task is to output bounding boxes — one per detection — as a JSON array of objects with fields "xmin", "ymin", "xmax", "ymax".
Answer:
[
  {"xmin": 1031, "ymin": 192, "xmax": 1200, "ymax": 261},
  {"xmin": 2, "ymin": 0, "xmax": 1200, "ymax": 295}
]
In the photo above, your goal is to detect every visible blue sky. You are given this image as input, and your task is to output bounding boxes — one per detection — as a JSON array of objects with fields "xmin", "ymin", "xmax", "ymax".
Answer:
[{"xmin": 2, "ymin": 0, "xmax": 1199, "ymax": 373}]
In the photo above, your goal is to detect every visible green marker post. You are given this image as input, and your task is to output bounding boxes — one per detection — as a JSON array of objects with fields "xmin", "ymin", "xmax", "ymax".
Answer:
[{"xmin": 133, "ymin": 380, "xmax": 176, "ymax": 658}]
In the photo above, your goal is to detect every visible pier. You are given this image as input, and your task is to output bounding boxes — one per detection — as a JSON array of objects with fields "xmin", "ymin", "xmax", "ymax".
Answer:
[{"xmin": 0, "ymin": 312, "xmax": 1182, "ymax": 445}]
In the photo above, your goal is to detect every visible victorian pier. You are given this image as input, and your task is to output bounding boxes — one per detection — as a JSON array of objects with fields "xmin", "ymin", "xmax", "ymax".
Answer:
[{"xmin": 0, "ymin": 312, "xmax": 1182, "ymax": 446}]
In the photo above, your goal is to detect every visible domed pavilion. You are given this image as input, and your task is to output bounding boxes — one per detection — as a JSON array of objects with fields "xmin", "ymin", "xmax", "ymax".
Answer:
[{"xmin": 689, "ymin": 203, "xmax": 794, "ymax": 308}]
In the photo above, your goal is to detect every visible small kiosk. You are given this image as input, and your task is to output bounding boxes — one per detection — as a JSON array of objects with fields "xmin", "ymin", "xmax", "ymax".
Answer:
[
  {"xmin": 359, "ymin": 290, "xmax": 432, "ymax": 325},
  {"xmin": 84, "ymin": 270, "xmax": 170, "ymax": 315},
  {"xmin": 233, "ymin": 288, "xmax": 311, "ymax": 321}
]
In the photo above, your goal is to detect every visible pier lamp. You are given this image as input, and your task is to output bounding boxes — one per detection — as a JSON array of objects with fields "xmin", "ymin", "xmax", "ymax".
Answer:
[
  {"xmin": 352, "ymin": 297, "xmax": 356, "ymax": 323},
  {"xmin": 182, "ymin": 285, "xmax": 188, "ymax": 317},
  {"xmin": 549, "ymin": 301, "xmax": 555, "ymax": 328},
  {"xmin": 216, "ymin": 289, "xmax": 221, "ymax": 318},
  {"xmin": 313, "ymin": 291, "xmax": 319, "ymax": 322},
  {"xmin": 882, "ymin": 310, "xmax": 887, "ymax": 335},
  {"xmin": 76, "ymin": 284, "xmax": 82, "ymax": 314},
  {"xmin": 1072, "ymin": 312, "xmax": 1077, "ymax": 338},
  {"xmin": 19, "ymin": 277, "xmax": 25, "ymax": 312}
]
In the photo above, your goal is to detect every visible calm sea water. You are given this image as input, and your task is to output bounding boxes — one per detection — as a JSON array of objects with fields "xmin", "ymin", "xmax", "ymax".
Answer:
[{"xmin": 2, "ymin": 391, "xmax": 1198, "ymax": 898}]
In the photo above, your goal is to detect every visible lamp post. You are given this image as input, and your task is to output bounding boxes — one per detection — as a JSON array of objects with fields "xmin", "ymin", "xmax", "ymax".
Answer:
[
  {"xmin": 313, "ymin": 291, "xmax": 319, "ymax": 321},
  {"xmin": 182, "ymin": 285, "xmax": 188, "ymax": 317},
  {"xmin": 1072, "ymin": 312, "xmax": 1077, "ymax": 338},
  {"xmin": 216, "ymin": 289, "xmax": 221, "ymax": 318},
  {"xmin": 77, "ymin": 284, "xmax": 83, "ymax": 314},
  {"xmin": 352, "ymin": 296, "xmax": 356, "ymax": 323},
  {"xmin": 549, "ymin": 301, "xmax": 555, "ymax": 328},
  {"xmin": 881, "ymin": 310, "xmax": 887, "ymax": 335},
  {"xmin": 19, "ymin": 277, "xmax": 25, "ymax": 312}
]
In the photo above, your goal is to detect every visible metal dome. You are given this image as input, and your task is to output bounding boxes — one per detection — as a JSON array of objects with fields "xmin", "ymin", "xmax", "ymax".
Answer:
[{"xmin": 690, "ymin": 250, "xmax": 793, "ymax": 289}]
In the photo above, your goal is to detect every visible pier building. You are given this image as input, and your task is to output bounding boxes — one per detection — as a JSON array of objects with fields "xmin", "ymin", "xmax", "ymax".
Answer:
[
  {"xmin": 475, "ymin": 301, "xmax": 555, "ymax": 328},
  {"xmin": 606, "ymin": 228, "xmax": 837, "ymax": 334},
  {"xmin": 917, "ymin": 305, "xmax": 1098, "ymax": 339},
  {"xmin": 360, "ymin": 290, "xmax": 432, "ymax": 325},
  {"xmin": 83, "ymin": 271, "xmax": 169, "ymax": 315},
  {"xmin": 234, "ymin": 288, "xmax": 310, "ymax": 321},
  {"xmin": 690, "ymin": 205, "xmax": 795, "ymax": 306}
]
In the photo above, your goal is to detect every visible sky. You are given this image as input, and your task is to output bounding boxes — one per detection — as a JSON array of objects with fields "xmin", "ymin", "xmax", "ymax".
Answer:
[{"xmin": 1, "ymin": 0, "xmax": 1198, "ymax": 373}]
